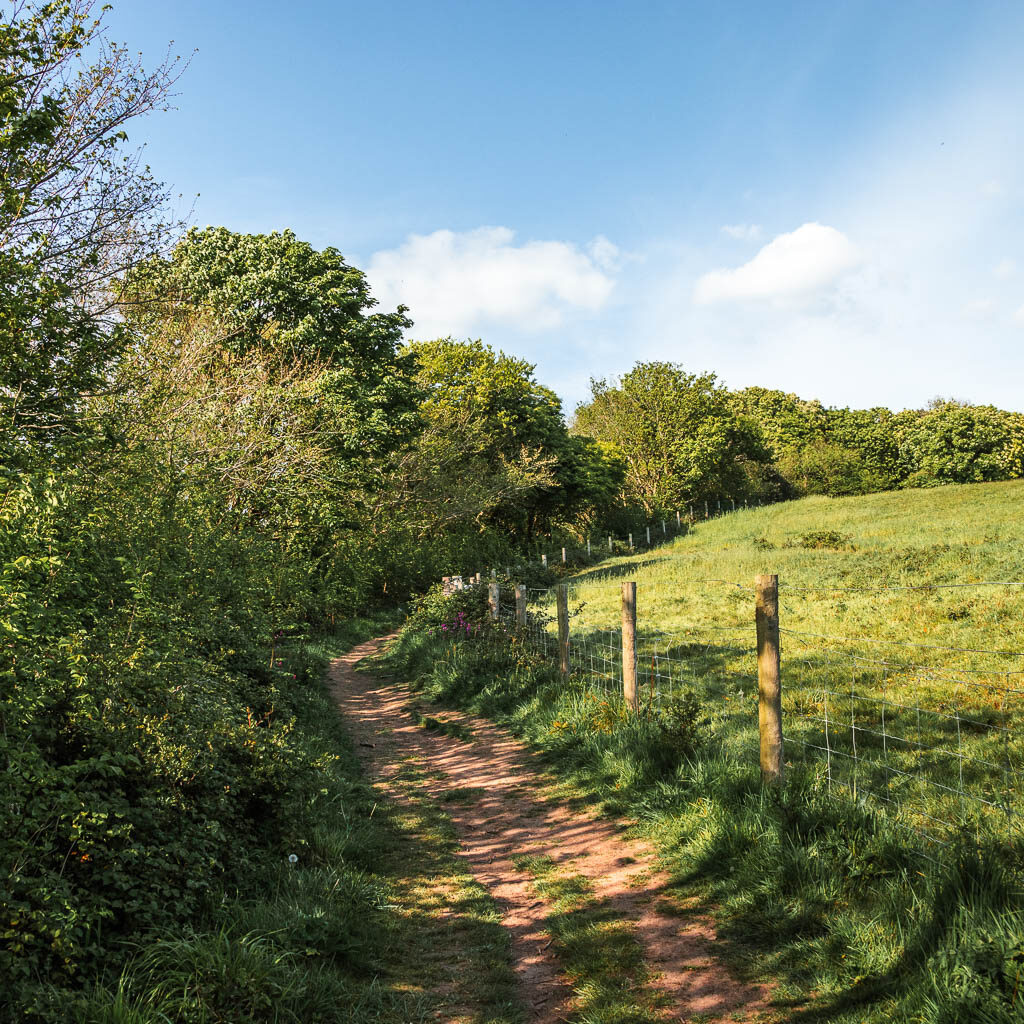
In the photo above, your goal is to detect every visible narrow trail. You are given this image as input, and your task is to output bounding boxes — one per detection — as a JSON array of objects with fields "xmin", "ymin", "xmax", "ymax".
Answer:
[{"xmin": 328, "ymin": 636, "xmax": 774, "ymax": 1023}]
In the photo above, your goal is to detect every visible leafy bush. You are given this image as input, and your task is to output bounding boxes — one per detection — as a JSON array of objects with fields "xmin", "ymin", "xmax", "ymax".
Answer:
[
  {"xmin": 797, "ymin": 529, "xmax": 855, "ymax": 550},
  {"xmin": 654, "ymin": 691, "xmax": 710, "ymax": 758}
]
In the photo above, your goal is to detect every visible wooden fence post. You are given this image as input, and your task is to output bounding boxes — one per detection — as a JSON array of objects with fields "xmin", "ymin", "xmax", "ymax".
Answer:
[
  {"xmin": 561, "ymin": 546, "xmax": 566, "ymax": 564},
  {"xmin": 621, "ymin": 581, "xmax": 638, "ymax": 712},
  {"xmin": 587, "ymin": 538, "xmax": 591, "ymax": 557},
  {"xmin": 676, "ymin": 510, "xmax": 681, "ymax": 529},
  {"xmin": 645, "ymin": 525, "xmax": 651, "ymax": 545},
  {"xmin": 629, "ymin": 532, "xmax": 634, "ymax": 550},
  {"xmin": 662, "ymin": 519, "xmax": 666, "ymax": 536},
  {"xmin": 608, "ymin": 535, "xmax": 612, "ymax": 551},
  {"xmin": 731, "ymin": 499, "xmax": 736, "ymax": 512},
  {"xmin": 755, "ymin": 574, "xmax": 784, "ymax": 784},
  {"xmin": 488, "ymin": 580, "xmax": 499, "ymax": 621},
  {"xmin": 556, "ymin": 584, "xmax": 570, "ymax": 676},
  {"xmin": 542, "ymin": 553, "xmax": 547, "ymax": 568},
  {"xmin": 515, "ymin": 585, "xmax": 527, "ymax": 626}
]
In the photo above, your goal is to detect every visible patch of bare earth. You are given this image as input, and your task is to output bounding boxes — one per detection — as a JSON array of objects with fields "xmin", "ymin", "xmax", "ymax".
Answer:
[{"xmin": 328, "ymin": 636, "xmax": 775, "ymax": 1023}]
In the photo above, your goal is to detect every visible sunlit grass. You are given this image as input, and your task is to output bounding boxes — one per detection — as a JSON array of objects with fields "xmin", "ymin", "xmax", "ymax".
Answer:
[
  {"xmin": 380, "ymin": 572, "xmax": 1024, "ymax": 1024},
  {"xmin": 519, "ymin": 482, "xmax": 1024, "ymax": 840}
]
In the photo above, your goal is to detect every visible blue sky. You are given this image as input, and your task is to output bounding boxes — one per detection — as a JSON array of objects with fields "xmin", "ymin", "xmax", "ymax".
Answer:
[{"xmin": 115, "ymin": 0, "xmax": 1024, "ymax": 412}]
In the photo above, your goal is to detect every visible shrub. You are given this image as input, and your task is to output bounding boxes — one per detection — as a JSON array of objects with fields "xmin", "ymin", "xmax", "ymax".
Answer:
[{"xmin": 797, "ymin": 529, "xmax": 855, "ymax": 550}]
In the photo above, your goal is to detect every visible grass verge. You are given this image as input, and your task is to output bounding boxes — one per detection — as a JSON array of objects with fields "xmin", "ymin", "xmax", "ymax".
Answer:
[
  {"xmin": 511, "ymin": 853, "xmax": 668, "ymax": 1023},
  {"xmin": 380, "ymin": 587, "xmax": 1024, "ymax": 1024},
  {"xmin": 56, "ymin": 614, "xmax": 522, "ymax": 1024}
]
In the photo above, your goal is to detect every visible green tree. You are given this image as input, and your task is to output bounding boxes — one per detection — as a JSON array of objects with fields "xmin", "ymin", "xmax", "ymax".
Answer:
[
  {"xmin": 573, "ymin": 362, "xmax": 768, "ymax": 513},
  {"xmin": 896, "ymin": 400, "xmax": 1024, "ymax": 486},
  {"xmin": 0, "ymin": 0, "xmax": 183, "ymax": 463},
  {"xmin": 120, "ymin": 227, "xmax": 421, "ymax": 477},
  {"xmin": 728, "ymin": 386, "xmax": 828, "ymax": 460},
  {"xmin": 400, "ymin": 338, "xmax": 622, "ymax": 545}
]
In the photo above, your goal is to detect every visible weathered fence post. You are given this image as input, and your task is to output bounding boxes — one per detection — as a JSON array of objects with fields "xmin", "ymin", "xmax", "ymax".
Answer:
[
  {"xmin": 662, "ymin": 519, "xmax": 666, "ymax": 536},
  {"xmin": 755, "ymin": 574, "xmax": 784, "ymax": 784},
  {"xmin": 542, "ymin": 553, "xmax": 548, "ymax": 568},
  {"xmin": 515, "ymin": 585, "xmax": 527, "ymax": 626},
  {"xmin": 717, "ymin": 499, "xmax": 721, "ymax": 514},
  {"xmin": 731, "ymin": 498, "xmax": 736, "ymax": 512},
  {"xmin": 488, "ymin": 580, "xmax": 499, "ymax": 621},
  {"xmin": 587, "ymin": 538, "xmax": 591, "ymax": 557},
  {"xmin": 621, "ymin": 581, "xmax": 638, "ymax": 712},
  {"xmin": 629, "ymin": 532, "xmax": 634, "ymax": 550},
  {"xmin": 608, "ymin": 535, "xmax": 613, "ymax": 551},
  {"xmin": 645, "ymin": 525, "xmax": 651, "ymax": 545},
  {"xmin": 556, "ymin": 584, "xmax": 570, "ymax": 676},
  {"xmin": 561, "ymin": 546, "xmax": 566, "ymax": 565},
  {"xmin": 676, "ymin": 510, "xmax": 681, "ymax": 529}
]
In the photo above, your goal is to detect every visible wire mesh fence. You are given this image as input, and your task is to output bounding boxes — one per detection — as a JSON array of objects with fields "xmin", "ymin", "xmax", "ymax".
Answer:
[
  {"xmin": 520, "ymin": 496, "xmax": 781, "ymax": 570},
  {"xmin": 779, "ymin": 634, "xmax": 1023, "ymax": 842},
  {"xmin": 459, "ymin": 572, "xmax": 1024, "ymax": 848}
]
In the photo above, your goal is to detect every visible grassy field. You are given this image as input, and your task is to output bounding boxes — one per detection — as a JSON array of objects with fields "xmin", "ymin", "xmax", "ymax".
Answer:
[
  {"xmin": 523, "ymin": 481, "xmax": 1024, "ymax": 841},
  {"xmin": 381, "ymin": 486, "xmax": 1024, "ymax": 1021}
]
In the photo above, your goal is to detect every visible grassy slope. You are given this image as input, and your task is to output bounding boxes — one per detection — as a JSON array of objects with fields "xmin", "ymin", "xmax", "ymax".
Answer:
[
  {"xmin": 565, "ymin": 479, "xmax": 1024, "ymax": 650},
  {"xmin": 381, "ymin": 483, "xmax": 1024, "ymax": 1024},
  {"xmin": 548, "ymin": 480, "xmax": 1024, "ymax": 839}
]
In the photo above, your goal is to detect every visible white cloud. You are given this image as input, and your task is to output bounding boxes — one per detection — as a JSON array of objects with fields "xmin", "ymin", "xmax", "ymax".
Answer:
[
  {"xmin": 721, "ymin": 223, "xmax": 762, "ymax": 240},
  {"xmin": 587, "ymin": 234, "xmax": 622, "ymax": 271},
  {"xmin": 994, "ymin": 259, "xmax": 1017, "ymax": 280},
  {"xmin": 693, "ymin": 223, "xmax": 862, "ymax": 305},
  {"xmin": 964, "ymin": 298, "xmax": 995, "ymax": 317},
  {"xmin": 367, "ymin": 226, "xmax": 617, "ymax": 336}
]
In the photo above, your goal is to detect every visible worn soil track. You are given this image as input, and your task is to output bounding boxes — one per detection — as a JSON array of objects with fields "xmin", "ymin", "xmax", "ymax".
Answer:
[{"xmin": 328, "ymin": 636, "xmax": 774, "ymax": 1023}]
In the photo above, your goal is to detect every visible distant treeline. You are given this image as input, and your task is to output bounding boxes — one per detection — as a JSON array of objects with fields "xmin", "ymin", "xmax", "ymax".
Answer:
[{"xmin": 571, "ymin": 362, "xmax": 1024, "ymax": 517}]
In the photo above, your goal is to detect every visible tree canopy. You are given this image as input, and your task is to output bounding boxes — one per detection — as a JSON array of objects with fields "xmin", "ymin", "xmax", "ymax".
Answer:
[{"xmin": 572, "ymin": 362, "xmax": 768, "ymax": 512}]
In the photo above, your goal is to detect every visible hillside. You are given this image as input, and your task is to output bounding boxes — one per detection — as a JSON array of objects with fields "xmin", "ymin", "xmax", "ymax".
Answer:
[
  {"xmin": 381, "ymin": 481, "xmax": 1024, "ymax": 1023},
  {"xmin": 543, "ymin": 480, "xmax": 1024, "ymax": 839}
]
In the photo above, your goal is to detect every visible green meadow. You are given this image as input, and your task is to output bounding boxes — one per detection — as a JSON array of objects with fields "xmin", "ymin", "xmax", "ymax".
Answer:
[
  {"xmin": 527, "ymin": 480, "xmax": 1024, "ymax": 840},
  {"xmin": 383, "ymin": 482, "xmax": 1024, "ymax": 1022}
]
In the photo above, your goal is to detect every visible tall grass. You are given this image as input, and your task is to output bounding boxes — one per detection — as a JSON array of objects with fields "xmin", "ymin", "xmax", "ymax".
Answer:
[
  {"xmin": 382, "ymin": 486, "xmax": 1024, "ymax": 1022},
  {"xmin": 523, "ymin": 481, "xmax": 1024, "ymax": 842},
  {"xmin": 52, "ymin": 614, "xmax": 520, "ymax": 1024}
]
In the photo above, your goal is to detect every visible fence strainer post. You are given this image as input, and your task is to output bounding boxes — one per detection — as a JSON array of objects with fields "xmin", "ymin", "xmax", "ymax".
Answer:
[{"xmin": 756, "ymin": 573, "xmax": 784, "ymax": 784}]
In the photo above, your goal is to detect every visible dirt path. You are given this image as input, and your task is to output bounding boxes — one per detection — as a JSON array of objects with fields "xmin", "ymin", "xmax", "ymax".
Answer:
[{"xmin": 328, "ymin": 636, "xmax": 774, "ymax": 1023}]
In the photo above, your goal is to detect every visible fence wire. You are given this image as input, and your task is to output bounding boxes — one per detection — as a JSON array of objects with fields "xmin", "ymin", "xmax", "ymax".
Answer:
[{"xmin": 483, "ymin": 576, "xmax": 1024, "ymax": 847}]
